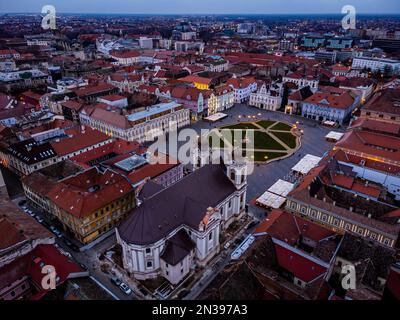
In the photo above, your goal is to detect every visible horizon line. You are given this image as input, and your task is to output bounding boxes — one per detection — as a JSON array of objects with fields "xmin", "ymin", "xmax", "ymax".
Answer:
[{"xmin": 1, "ymin": 12, "xmax": 400, "ymax": 15}]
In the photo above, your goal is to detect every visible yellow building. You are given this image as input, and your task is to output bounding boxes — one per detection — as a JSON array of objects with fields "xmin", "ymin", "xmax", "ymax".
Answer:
[
  {"xmin": 179, "ymin": 75, "xmax": 212, "ymax": 90},
  {"xmin": 47, "ymin": 168, "xmax": 136, "ymax": 244}
]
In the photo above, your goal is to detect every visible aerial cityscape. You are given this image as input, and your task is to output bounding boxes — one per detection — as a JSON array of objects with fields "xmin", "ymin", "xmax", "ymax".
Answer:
[{"xmin": 0, "ymin": 0, "xmax": 400, "ymax": 308}]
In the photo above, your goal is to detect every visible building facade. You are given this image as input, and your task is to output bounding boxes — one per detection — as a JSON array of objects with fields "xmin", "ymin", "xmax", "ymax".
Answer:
[
  {"xmin": 249, "ymin": 83, "xmax": 283, "ymax": 111},
  {"xmin": 80, "ymin": 101, "xmax": 190, "ymax": 143}
]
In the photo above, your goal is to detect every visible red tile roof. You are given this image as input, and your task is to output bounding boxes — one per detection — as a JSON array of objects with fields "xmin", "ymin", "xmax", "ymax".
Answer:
[
  {"xmin": 47, "ymin": 168, "xmax": 134, "ymax": 219},
  {"xmin": 0, "ymin": 198, "xmax": 53, "ymax": 251},
  {"xmin": 227, "ymin": 77, "xmax": 256, "ymax": 89},
  {"xmin": 255, "ymin": 209, "xmax": 335, "ymax": 246},
  {"xmin": 98, "ymin": 94, "xmax": 127, "ymax": 102},
  {"xmin": 127, "ymin": 154, "xmax": 180, "ymax": 184},
  {"xmin": 110, "ymin": 50, "xmax": 140, "ymax": 59},
  {"xmin": 349, "ymin": 118, "xmax": 400, "ymax": 136},
  {"xmin": 333, "ymin": 149, "xmax": 400, "ymax": 175},
  {"xmin": 0, "ymin": 244, "xmax": 84, "ymax": 299},
  {"xmin": 335, "ymin": 130, "xmax": 400, "ymax": 164},
  {"xmin": 50, "ymin": 126, "xmax": 111, "ymax": 157},
  {"xmin": 304, "ymin": 90, "xmax": 355, "ymax": 110},
  {"xmin": 363, "ymin": 88, "xmax": 400, "ymax": 116},
  {"xmin": 70, "ymin": 139, "xmax": 141, "ymax": 168},
  {"xmin": 85, "ymin": 107, "xmax": 131, "ymax": 129},
  {"xmin": 178, "ymin": 75, "xmax": 213, "ymax": 85},
  {"xmin": 274, "ymin": 242, "xmax": 328, "ymax": 282},
  {"xmin": 73, "ymin": 83, "xmax": 116, "ymax": 98},
  {"xmin": 171, "ymin": 86, "xmax": 202, "ymax": 101}
]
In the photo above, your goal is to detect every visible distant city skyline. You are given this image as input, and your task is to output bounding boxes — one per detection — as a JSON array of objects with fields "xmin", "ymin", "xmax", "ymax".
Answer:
[{"xmin": 1, "ymin": 0, "xmax": 399, "ymax": 15}]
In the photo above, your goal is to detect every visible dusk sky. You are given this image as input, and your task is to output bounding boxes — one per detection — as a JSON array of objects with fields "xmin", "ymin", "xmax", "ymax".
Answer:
[{"xmin": 1, "ymin": 0, "xmax": 399, "ymax": 14}]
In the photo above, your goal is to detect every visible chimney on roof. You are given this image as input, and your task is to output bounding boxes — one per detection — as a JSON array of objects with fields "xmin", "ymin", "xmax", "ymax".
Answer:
[
  {"xmin": 81, "ymin": 125, "xmax": 85, "ymax": 134},
  {"xmin": 350, "ymin": 206, "xmax": 353, "ymax": 212}
]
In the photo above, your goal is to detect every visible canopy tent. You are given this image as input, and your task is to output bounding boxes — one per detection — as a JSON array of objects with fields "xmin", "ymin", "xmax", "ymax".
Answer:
[
  {"xmin": 204, "ymin": 112, "xmax": 228, "ymax": 122},
  {"xmin": 267, "ymin": 179, "xmax": 295, "ymax": 197},
  {"xmin": 325, "ymin": 131, "xmax": 344, "ymax": 142},
  {"xmin": 256, "ymin": 191, "xmax": 286, "ymax": 209},
  {"xmin": 291, "ymin": 154, "xmax": 322, "ymax": 175}
]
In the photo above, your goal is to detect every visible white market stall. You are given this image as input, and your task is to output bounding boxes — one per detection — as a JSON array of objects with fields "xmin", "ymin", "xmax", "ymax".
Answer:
[
  {"xmin": 204, "ymin": 112, "xmax": 228, "ymax": 122},
  {"xmin": 291, "ymin": 154, "xmax": 322, "ymax": 175},
  {"xmin": 325, "ymin": 131, "xmax": 344, "ymax": 142}
]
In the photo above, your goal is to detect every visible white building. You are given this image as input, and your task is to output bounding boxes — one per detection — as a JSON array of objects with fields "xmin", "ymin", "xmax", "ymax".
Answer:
[
  {"xmin": 352, "ymin": 57, "xmax": 400, "ymax": 75},
  {"xmin": 79, "ymin": 101, "xmax": 190, "ymax": 143},
  {"xmin": 227, "ymin": 77, "xmax": 258, "ymax": 104},
  {"xmin": 116, "ymin": 163, "xmax": 247, "ymax": 284},
  {"xmin": 283, "ymin": 72, "xmax": 319, "ymax": 93},
  {"xmin": 109, "ymin": 50, "xmax": 140, "ymax": 66},
  {"xmin": 249, "ymin": 83, "xmax": 283, "ymax": 111},
  {"xmin": 301, "ymin": 88, "xmax": 360, "ymax": 125},
  {"xmin": 139, "ymin": 37, "xmax": 153, "ymax": 49}
]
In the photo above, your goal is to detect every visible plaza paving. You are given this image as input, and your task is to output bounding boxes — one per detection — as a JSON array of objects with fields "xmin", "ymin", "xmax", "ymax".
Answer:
[{"xmin": 188, "ymin": 104, "xmax": 345, "ymax": 217}]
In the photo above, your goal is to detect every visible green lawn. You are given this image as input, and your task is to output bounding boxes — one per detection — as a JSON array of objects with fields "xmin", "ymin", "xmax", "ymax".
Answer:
[
  {"xmin": 256, "ymin": 120, "xmax": 276, "ymax": 130},
  {"xmin": 270, "ymin": 131, "xmax": 298, "ymax": 149},
  {"xmin": 249, "ymin": 131, "xmax": 286, "ymax": 150},
  {"xmin": 270, "ymin": 122, "xmax": 293, "ymax": 131},
  {"xmin": 221, "ymin": 122, "xmax": 259, "ymax": 130},
  {"xmin": 252, "ymin": 151, "xmax": 287, "ymax": 162},
  {"xmin": 207, "ymin": 120, "xmax": 299, "ymax": 163}
]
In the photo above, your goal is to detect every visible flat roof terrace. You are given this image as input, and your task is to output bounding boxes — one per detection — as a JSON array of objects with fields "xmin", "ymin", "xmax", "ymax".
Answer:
[{"xmin": 126, "ymin": 101, "xmax": 182, "ymax": 122}]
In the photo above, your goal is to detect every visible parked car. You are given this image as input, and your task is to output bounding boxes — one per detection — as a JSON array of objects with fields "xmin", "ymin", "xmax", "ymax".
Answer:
[
  {"xmin": 246, "ymin": 221, "xmax": 259, "ymax": 230},
  {"xmin": 18, "ymin": 200, "xmax": 27, "ymax": 207},
  {"xmin": 224, "ymin": 241, "xmax": 232, "ymax": 250},
  {"xmin": 50, "ymin": 226, "xmax": 62, "ymax": 238},
  {"xmin": 110, "ymin": 277, "xmax": 122, "ymax": 287},
  {"xmin": 35, "ymin": 216, "xmax": 44, "ymax": 224},
  {"xmin": 119, "ymin": 283, "xmax": 132, "ymax": 295}
]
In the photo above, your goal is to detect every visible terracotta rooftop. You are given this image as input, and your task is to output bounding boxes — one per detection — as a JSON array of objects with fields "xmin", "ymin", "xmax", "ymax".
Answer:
[
  {"xmin": 0, "ymin": 198, "xmax": 53, "ymax": 254},
  {"xmin": 363, "ymin": 88, "xmax": 400, "ymax": 116},
  {"xmin": 50, "ymin": 126, "xmax": 111, "ymax": 157},
  {"xmin": 227, "ymin": 77, "xmax": 256, "ymax": 89},
  {"xmin": 47, "ymin": 168, "xmax": 134, "ymax": 219},
  {"xmin": 304, "ymin": 89, "xmax": 355, "ymax": 110},
  {"xmin": 335, "ymin": 130, "xmax": 400, "ymax": 164}
]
